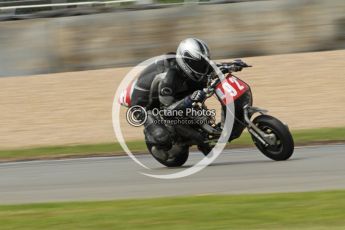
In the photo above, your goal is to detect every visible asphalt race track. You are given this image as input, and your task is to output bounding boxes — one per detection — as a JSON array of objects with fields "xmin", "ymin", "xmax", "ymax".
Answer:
[{"xmin": 0, "ymin": 144, "xmax": 344, "ymax": 204}]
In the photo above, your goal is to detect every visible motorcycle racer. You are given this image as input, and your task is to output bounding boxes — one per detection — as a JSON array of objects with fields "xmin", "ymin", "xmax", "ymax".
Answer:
[{"xmin": 127, "ymin": 38, "xmax": 247, "ymax": 159}]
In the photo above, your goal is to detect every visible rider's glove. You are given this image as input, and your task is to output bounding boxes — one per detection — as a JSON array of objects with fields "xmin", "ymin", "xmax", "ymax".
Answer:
[
  {"xmin": 183, "ymin": 90, "xmax": 206, "ymax": 108},
  {"xmin": 190, "ymin": 90, "xmax": 206, "ymax": 103}
]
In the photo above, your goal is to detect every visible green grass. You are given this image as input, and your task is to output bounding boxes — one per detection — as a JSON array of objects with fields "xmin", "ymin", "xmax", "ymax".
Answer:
[
  {"xmin": 0, "ymin": 141, "xmax": 146, "ymax": 160},
  {"xmin": 232, "ymin": 126, "xmax": 345, "ymax": 146},
  {"xmin": 0, "ymin": 127, "xmax": 344, "ymax": 161},
  {"xmin": 0, "ymin": 191, "xmax": 345, "ymax": 230}
]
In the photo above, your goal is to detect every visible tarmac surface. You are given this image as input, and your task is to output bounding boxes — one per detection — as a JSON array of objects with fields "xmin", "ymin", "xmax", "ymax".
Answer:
[{"xmin": 0, "ymin": 144, "xmax": 344, "ymax": 204}]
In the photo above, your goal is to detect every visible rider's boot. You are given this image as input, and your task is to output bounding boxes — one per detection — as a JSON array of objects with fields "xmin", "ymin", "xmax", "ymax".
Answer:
[
  {"xmin": 144, "ymin": 112, "xmax": 172, "ymax": 160},
  {"xmin": 151, "ymin": 146, "xmax": 169, "ymax": 161},
  {"xmin": 197, "ymin": 143, "xmax": 212, "ymax": 156}
]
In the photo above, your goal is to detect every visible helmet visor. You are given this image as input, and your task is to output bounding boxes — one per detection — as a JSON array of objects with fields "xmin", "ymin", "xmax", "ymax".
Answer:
[{"xmin": 183, "ymin": 56, "xmax": 211, "ymax": 75}]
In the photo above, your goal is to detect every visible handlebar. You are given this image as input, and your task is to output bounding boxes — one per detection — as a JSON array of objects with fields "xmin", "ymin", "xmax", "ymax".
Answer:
[
  {"xmin": 217, "ymin": 63, "xmax": 252, "ymax": 70},
  {"xmin": 193, "ymin": 60, "xmax": 251, "ymax": 107},
  {"xmin": 192, "ymin": 80, "xmax": 220, "ymax": 108},
  {"xmin": 204, "ymin": 61, "xmax": 252, "ymax": 95},
  {"xmin": 204, "ymin": 78, "xmax": 220, "ymax": 95}
]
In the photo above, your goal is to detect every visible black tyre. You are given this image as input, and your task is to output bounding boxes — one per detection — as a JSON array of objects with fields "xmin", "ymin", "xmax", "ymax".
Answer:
[
  {"xmin": 251, "ymin": 115, "xmax": 294, "ymax": 161},
  {"xmin": 146, "ymin": 143, "xmax": 189, "ymax": 167}
]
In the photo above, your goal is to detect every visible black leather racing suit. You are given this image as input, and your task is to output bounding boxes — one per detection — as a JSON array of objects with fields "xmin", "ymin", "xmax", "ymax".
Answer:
[{"xmin": 130, "ymin": 56, "xmax": 208, "ymax": 150}]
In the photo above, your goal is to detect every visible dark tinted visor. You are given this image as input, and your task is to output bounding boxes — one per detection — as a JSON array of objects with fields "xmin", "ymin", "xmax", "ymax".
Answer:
[{"xmin": 183, "ymin": 56, "xmax": 211, "ymax": 74}]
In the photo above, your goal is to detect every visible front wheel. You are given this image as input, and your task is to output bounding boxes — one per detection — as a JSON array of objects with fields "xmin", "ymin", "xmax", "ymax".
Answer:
[{"xmin": 250, "ymin": 115, "xmax": 294, "ymax": 161}]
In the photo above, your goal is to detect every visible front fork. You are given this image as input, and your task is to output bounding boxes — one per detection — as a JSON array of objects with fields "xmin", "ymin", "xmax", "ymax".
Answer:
[{"xmin": 243, "ymin": 105, "xmax": 277, "ymax": 146}]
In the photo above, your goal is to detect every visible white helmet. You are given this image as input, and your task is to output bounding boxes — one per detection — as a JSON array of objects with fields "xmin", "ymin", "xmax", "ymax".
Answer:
[{"xmin": 176, "ymin": 38, "xmax": 211, "ymax": 82}]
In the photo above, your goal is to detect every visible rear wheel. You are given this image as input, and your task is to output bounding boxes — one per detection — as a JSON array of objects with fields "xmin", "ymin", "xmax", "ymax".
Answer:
[
  {"xmin": 251, "ymin": 115, "xmax": 294, "ymax": 161},
  {"xmin": 146, "ymin": 143, "xmax": 189, "ymax": 167}
]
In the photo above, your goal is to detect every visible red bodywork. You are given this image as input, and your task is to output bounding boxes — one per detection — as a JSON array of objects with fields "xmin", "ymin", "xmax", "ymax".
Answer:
[
  {"xmin": 119, "ymin": 80, "xmax": 136, "ymax": 107},
  {"xmin": 214, "ymin": 74, "xmax": 249, "ymax": 105}
]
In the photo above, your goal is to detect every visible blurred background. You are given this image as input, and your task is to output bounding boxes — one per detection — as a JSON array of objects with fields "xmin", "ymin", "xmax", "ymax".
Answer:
[
  {"xmin": 0, "ymin": 0, "xmax": 344, "ymax": 149},
  {"xmin": 0, "ymin": 0, "xmax": 344, "ymax": 76}
]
